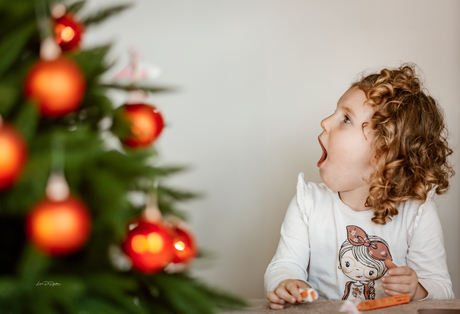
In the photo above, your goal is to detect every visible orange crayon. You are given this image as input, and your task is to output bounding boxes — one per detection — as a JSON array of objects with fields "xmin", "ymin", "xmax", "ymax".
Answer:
[{"xmin": 357, "ymin": 294, "xmax": 410, "ymax": 311}]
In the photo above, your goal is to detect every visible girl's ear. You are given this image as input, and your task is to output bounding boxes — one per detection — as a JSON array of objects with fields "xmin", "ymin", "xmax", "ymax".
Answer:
[{"xmin": 369, "ymin": 153, "xmax": 378, "ymax": 167}]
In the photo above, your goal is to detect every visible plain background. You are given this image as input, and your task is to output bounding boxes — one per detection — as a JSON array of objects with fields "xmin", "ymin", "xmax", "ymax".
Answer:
[{"xmin": 83, "ymin": 0, "xmax": 460, "ymax": 299}]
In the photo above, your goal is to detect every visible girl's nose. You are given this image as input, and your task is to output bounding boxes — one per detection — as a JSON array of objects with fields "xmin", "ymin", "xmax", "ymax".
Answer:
[{"xmin": 320, "ymin": 116, "xmax": 329, "ymax": 131}]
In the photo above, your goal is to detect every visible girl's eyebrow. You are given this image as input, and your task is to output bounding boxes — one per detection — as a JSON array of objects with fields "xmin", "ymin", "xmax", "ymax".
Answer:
[{"xmin": 342, "ymin": 106, "xmax": 356, "ymax": 118}]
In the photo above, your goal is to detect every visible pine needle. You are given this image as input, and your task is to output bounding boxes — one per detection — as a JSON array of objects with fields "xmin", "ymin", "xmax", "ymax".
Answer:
[
  {"xmin": 101, "ymin": 83, "xmax": 175, "ymax": 94},
  {"xmin": 67, "ymin": 0, "xmax": 86, "ymax": 14},
  {"xmin": 82, "ymin": 4, "xmax": 133, "ymax": 27}
]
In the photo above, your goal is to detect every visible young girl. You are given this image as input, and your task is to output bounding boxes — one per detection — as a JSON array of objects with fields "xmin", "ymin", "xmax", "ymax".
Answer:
[{"xmin": 264, "ymin": 63, "xmax": 455, "ymax": 310}]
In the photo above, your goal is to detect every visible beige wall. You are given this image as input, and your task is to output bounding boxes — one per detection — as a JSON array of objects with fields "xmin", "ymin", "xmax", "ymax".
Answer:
[{"xmin": 84, "ymin": 0, "xmax": 460, "ymax": 299}]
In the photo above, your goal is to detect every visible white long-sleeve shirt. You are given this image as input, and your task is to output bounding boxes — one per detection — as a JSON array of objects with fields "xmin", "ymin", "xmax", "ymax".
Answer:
[{"xmin": 264, "ymin": 173, "xmax": 454, "ymax": 300}]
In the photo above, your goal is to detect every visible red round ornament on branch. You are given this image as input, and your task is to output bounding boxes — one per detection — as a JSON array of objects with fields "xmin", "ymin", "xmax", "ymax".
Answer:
[
  {"xmin": 26, "ymin": 196, "xmax": 91, "ymax": 255},
  {"xmin": 24, "ymin": 57, "xmax": 86, "ymax": 117},
  {"xmin": 172, "ymin": 225, "xmax": 198, "ymax": 264},
  {"xmin": 120, "ymin": 103, "xmax": 164, "ymax": 148},
  {"xmin": 0, "ymin": 123, "xmax": 28, "ymax": 190},
  {"xmin": 53, "ymin": 13, "xmax": 84, "ymax": 51},
  {"xmin": 122, "ymin": 219, "xmax": 174, "ymax": 273}
]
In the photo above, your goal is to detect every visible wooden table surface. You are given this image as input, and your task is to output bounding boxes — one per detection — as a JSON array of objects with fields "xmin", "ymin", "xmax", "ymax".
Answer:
[{"xmin": 223, "ymin": 299, "xmax": 460, "ymax": 314}]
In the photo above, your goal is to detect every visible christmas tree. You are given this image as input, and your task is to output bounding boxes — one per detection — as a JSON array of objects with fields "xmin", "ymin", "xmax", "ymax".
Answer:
[{"xmin": 0, "ymin": 0, "xmax": 246, "ymax": 313}]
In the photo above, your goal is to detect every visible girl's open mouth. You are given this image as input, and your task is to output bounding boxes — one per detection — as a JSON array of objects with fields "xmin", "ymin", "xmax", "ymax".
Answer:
[{"xmin": 317, "ymin": 137, "xmax": 327, "ymax": 167}]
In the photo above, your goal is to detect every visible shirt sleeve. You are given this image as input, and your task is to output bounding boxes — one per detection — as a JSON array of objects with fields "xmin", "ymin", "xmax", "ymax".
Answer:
[
  {"xmin": 406, "ymin": 199, "xmax": 454, "ymax": 300},
  {"xmin": 264, "ymin": 193, "xmax": 312, "ymax": 294}
]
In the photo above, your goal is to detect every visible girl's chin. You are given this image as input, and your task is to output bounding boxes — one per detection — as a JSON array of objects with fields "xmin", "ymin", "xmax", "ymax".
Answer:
[{"xmin": 319, "ymin": 174, "xmax": 341, "ymax": 193}]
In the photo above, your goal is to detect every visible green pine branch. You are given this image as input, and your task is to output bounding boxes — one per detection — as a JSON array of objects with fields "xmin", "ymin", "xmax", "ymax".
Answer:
[
  {"xmin": 0, "ymin": 21, "xmax": 36, "ymax": 79},
  {"xmin": 157, "ymin": 199, "xmax": 187, "ymax": 221},
  {"xmin": 158, "ymin": 186, "xmax": 202, "ymax": 202},
  {"xmin": 101, "ymin": 83, "xmax": 175, "ymax": 94},
  {"xmin": 0, "ymin": 58, "xmax": 39, "ymax": 118},
  {"xmin": 82, "ymin": 273, "xmax": 145, "ymax": 314},
  {"xmin": 13, "ymin": 100, "xmax": 39, "ymax": 141},
  {"xmin": 0, "ymin": 79, "xmax": 21, "ymax": 116},
  {"xmin": 70, "ymin": 44, "xmax": 113, "ymax": 81},
  {"xmin": 67, "ymin": 0, "xmax": 86, "ymax": 14},
  {"xmin": 156, "ymin": 185, "xmax": 203, "ymax": 219},
  {"xmin": 82, "ymin": 3, "xmax": 133, "ymax": 27},
  {"xmin": 141, "ymin": 273, "xmax": 248, "ymax": 314}
]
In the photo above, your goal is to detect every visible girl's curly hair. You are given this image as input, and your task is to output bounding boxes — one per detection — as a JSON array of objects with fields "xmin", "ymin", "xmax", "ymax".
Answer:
[{"xmin": 350, "ymin": 63, "xmax": 455, "ymax": 225}]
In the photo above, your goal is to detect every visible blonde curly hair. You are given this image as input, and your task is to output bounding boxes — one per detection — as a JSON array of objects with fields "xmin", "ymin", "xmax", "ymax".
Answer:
[{"xmin": 350, "ymin": 63, "xmax": 455, "ymax": 225}]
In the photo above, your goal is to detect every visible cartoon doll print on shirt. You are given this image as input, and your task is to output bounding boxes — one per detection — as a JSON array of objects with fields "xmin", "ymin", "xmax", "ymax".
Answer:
[{"xmin": 339, "ymin": 225, "xmax": 392, "ymax": 301}]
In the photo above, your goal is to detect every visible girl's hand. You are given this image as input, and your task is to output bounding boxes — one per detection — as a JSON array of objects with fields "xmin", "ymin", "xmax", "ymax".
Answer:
[
  {"xmin": 266, "ymin": 279, "xmax": 312, "ymax": 310},
  {"xmin": 382, "ymin": 259, "xmax": 428, "ymax": 300}
]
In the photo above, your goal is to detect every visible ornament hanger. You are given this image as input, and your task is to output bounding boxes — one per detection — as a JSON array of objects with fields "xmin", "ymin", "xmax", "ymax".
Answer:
[
  {"xmin": 142, "ymin": 180, "xmax": 162, "ymax": 222},
  {"xmin": 50, "ymin": 3, "xmax": 66, "ymax": 19},
  {"xmin": 35, "ymin": 0, "xmax": 53, "ymax": 40},
  {"xmin": 35, "ymin": 0, "xmax": 62, "ymax": 60},
  {"xmin": 46, "ymin": 133, "xmax": 69, "ymax": 201}
]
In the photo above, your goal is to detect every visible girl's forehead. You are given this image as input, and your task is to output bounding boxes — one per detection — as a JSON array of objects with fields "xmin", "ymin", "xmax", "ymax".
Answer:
[
  {"xmin": 337, "ymin": 90, "xmax": 375, "ymax": 119},
  {"xmin": 338, "ymin": 88, "xmax": 369, "ymax": 109}
]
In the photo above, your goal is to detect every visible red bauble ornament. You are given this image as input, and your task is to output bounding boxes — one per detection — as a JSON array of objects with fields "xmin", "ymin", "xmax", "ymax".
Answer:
[
  {"xmin": 24, "ymin": 57, "xmax": 86, "ymax": 117},
  {"xmin": 26, "ymin": 196, "xmax": 91, "ymax": 255},
  {"xmin": 122, "ymin": 219, "xmax": 174, "ymax": 273},
  {"xmin": 121, "ymin": 103, "xmax": 164, "ymax": 148},
  {"xmin": 0, "ymin": 123, "xmax": 28, "ymax": 190},
  {"xmin": 54, "ymin": 13, "xmax": 84, "ymax": 51},
  {"xmin": 172, "ymin": 226, "xmax": 198, "ymax": 264}
]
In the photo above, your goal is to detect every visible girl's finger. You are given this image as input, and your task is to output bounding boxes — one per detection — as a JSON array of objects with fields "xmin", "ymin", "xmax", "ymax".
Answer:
[
  {"xmin": 266, "ymin": 292, "xmax": 285, "ymax": 304},
  {"xmin": 387, "ymin": 266, "xmax": 413, "ymax": 276},
  {"xmin": 382, "ymin": 283, "xmax": 410, "ymax": 294},
  {"xmin": 382, "ymin": 276, "xmax": 413, "ymax": 285},
  {"xmin": 285, "ymin": 282, "xmax": 303, "ymax": 303},
  {"xmin": 384, "ymin": 288, "xmax": 400, "ymax": 296},
  {"xmin": 298, "ymin": 281, "xmax": 313, "ymax": 290},
  {"xmin": 269, "ymin": 302, "xmax": 284, "ymax": 310},
  {"xmin": 274, "ymin": 287, "xmax": 297, "ymax": 304}
]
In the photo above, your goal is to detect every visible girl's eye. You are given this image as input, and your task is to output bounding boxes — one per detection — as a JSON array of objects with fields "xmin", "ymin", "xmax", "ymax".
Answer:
[
  {"xmin": 344, "ymin": 115, "xmax": 351, "ymax": 124},
  {"xmin": 345, "ymin": 261, "xmax": 350, "ymax": 267}
]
